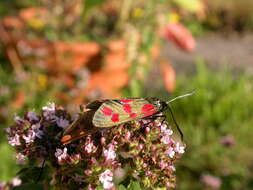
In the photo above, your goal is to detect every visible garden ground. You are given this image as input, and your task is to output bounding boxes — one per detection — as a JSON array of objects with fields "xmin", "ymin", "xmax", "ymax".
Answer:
[{"xmin": 164, "ymin": 32, "xmax": 253, "ymax": 72}]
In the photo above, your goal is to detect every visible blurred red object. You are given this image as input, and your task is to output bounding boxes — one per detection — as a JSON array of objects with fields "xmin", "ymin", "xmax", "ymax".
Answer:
[
  {"xmin": 12, "ymin": 90, "xmax": 25, "ymax": 109},
  {"xmin": 163, "ymin": 22, "xmax": 196, "ymax": 52},
  {"xmin": 2, "ymin": 16, "xmax": 24, "ymax": 29},
  {"xmin": 19, "ymin": 7, "xmax": 48, "ymax": 23},
  {"xmin": 160, "ymin": 60, "xmax": 176, "ymax": 93}
]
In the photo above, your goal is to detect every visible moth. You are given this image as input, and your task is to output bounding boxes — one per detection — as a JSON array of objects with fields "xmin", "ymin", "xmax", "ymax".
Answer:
[{"xmin": 61, "ymin": 92, "xmax": 193, "ymax": 145}]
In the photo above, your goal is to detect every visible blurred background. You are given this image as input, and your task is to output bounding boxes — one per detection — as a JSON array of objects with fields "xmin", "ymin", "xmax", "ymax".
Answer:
[{"xmin": 0, "ymin": 0, "xmax": 253, "ymax": 189}]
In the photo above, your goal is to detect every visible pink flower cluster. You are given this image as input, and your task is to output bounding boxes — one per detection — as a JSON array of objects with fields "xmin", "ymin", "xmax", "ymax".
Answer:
[{"xmin": 7, "ymin": 102, "xmax": 185, "ymax": 189}]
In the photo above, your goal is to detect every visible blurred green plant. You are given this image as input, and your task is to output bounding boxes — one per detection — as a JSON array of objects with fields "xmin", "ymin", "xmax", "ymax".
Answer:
[
  {"xmin": 171, "ymin": 61, "xmax": 253, "ymax": 190},
  {"xmin": 204, "ymin": 0, "xmax": 253, "ymax": 31}
]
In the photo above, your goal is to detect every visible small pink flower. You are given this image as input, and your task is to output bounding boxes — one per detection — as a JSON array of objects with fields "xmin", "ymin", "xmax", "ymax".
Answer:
[
  {"xmin": 175, "ymin": 142, "xmax": 185, "ymax": 154},
  {"xmin": 27, "ymin": 111, "xmax": 39, "ymax": 121},
  {"xmin": 69, "ymin": 154, "xmax": 81, "ymax": 164},
  {"xmin": 159, "ymin": 161, "xmax": 168, "ymax": 169},
  {"xmin": 145, "ymin": 127, "xmax": 150, "ymax": 134},
  {"xmin": 8, "ymin": 134, "xmax": 21, "ymax": 146},
  {"xmin": 42, "ymin": 102, "xmax": 55, "ymax": 112},
  {"xmin": 99, "ymin": 170, "xmax": 114, "ymax": 189},
  {"xmin": 11, "ymin": 177, "xmax": 22, "ymax": 186},
  {"xmin": 220, "ymin": 135, "xmax": 235, "ymax": 147},
  {"xmin": 42, "ymin": 102, "xmax": 56, "ymax": 120},
  {"xmin": 145, "ymin": 171, "xmax": 153, "ymax": 176},
  {"xmin": 137, "ymin": 144, "xmax": 144, "ymax": 150},
  {"xmin": 168, "ymin": 165, "xmax": 176, "ymax": 171},
  {"xmin": 84, "ymin": 169, "xmax": 93, "ymax": 175},
  {"xmin": 143, "ymin": 163, "xmax": 148, "ymax": 168},
  {"xmin": 31, "ymin": 123, "xmax": 44, "ymax": 139},
  {"xmin": 55, "ymin": 148, "xmax": 68, "ymax": 163},
  {"xmin": 103, "ymin": 144, "xmax": 116, "ymax": 161},
  {"xmin": 160, "ymin": 124, "xmax": 167, "ymax": 132},
  {"xmin": 163, "ymin": 129, "xmax": 173, "ymax": 136},
  {"xmin": 100, "ymin": 137, "xmax": 106, "ymax": 145},
  {"xmin": 124, "ymin": 132, "xmax": 131, "ymax": 140},
  {"xmin": 85, "ymin": 139, "xmax": 97, "ymax": 153},
  {"xmin": 166, "ymin": 147, "xmax": 175, "ymax": 158},
  {"xmin": 15, "ymin": 153, "xmax": 27, "ymax": 165},
  {"xmin": 201, "ymin": 174, "xmax": 221, "ymax": 189},
  {"xmin": 161, "ymin": 135, "xmax": 171, "ymax": 144},
  {"xmin": 22, "ymin": 130, "xmax": 36, "ymax": 144},
  {"xmin": 56, "ymin": 117, "xmax": 69, "ymax": 129}
]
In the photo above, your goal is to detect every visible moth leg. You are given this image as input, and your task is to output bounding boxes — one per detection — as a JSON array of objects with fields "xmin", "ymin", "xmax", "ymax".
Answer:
[{"xmin": 167, "ymin": 104, "xmax": 184, "ymax": 141}]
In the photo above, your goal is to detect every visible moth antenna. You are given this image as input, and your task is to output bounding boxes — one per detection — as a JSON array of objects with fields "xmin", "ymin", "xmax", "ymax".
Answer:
[
  {"xmin": 167, "ymin": 104, "xmax": 184, "ymax": 141},
  {"xmin": 166, "ymin": 90, "xmax": 195, "ymax": 104}
]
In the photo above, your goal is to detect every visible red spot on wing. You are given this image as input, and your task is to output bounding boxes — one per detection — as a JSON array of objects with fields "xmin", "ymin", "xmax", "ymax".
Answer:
[
  {"xmin": 144, "ymin": 111, "xmax": 156, "ymax": 117},
  {"xmin": 120, "ymin": 99, "xmax": 134, "ymax": 103},
  {"xmin": 123, "ymin": 104, "xmax": 132, "ymax": 113},
  {"xmin": 102, "ymin": 106, "xmax": 113, "ymax": 116},
  {"xmin": 142, "ymin": 104, "xmax": 155, "ymax": 113},
  {"xmin": 142, "ymin": 104, "xmax": 157, "ymax": 117},
  {"xmin": 130, "ymin": 113, "xmax": 137, "ymax": 118},
  {"xmin": 111, "ymin": 113, "xmax": 119, "ymax": 122}
]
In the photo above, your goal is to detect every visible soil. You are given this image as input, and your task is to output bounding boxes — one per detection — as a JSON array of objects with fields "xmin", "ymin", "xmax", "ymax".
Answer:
[{"xmin": 162, "ymin": 33, "xmax": 253, "ymax": 73}]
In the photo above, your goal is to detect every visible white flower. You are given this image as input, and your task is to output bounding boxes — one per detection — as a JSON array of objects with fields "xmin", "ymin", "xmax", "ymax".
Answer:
[
  {"xmin": 99, "ymin": 170, "xmax": 114, "ymax": 189},
  {"xmin": 103, "ymin": 144, "xmax": 116, "ymax": 161},
  {"xmin": 55, "ymin": 148, "xmax": 68, "ymax": 163},
  {"xmin": 15, "ymin": 153, "xmax": 27, "ymax": 165},
  {"xmin": 85, "ymin": 140, "xmax": 96, "ymax": 153},
  {"xmin": 22, "ymin": 130, "xmax": 36, "ymax": 144},
  {"xmin": 166, "ymin": 147, "xmax": 175, "ymax": 158},
  {"xmin": 12, "ymin": 177, "xmax": 22, "ymax": 186},
  {"xmin": 42, "ymin": 102, "xmax": 56, "ymax": 120},
  {"xmin": 160, "ymin": 124, "xmax": 168, "ymax": 132},
  {"xmin": 8, "ymin": 134, "xmax": 21, "ymax": 146},
  {"xmin": 160, "ymin": 125, "xmax": 173, "ymax": 144},
  {"xmin": 42, "ymin": 102, "xmax": 56, "ymax": 112},
  {"xmin": 163, "ymin": 129, "xmax": 173, "ymax": 136},
  {"xmin": 27, "ymin": 111, "xmax": 39, "ymax": 121},
  {"xmin": 168, "ymin": 165, "xmax": 176, "ymax": 171},
  {"xmin": 161, "ymin": 135, "xmax": 171, "ymax": 144},
  {"xmin": 175, "ymin": 142, "xmax": 185, "ymax": 154},
  {"xmin": 31, "ymin": 123, "xmax": 44, "ymax": 139},
  {"xmin": 56, "ymin": 117, "xmax": 69, "ymax": 129}
]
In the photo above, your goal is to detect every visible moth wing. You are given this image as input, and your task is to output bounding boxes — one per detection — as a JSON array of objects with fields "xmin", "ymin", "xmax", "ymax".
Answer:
[
  {"xmin": 86, "ymin": 100, "xmax": 105, "ymax": 110},
  {"xmin": 92, "ymin": 99, "xmax": 158, "ymax": 127}
]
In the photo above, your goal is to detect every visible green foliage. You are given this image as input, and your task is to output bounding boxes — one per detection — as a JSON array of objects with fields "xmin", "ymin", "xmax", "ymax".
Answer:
[
  {"xmin": 0, "ymin": 0, "xmax": 39, "ymax": 17},
  {"xmin": 171, "ymin": 61, "xmax": 253, "ymax": 190},
  {"xmin": 0, "ymin": 143, "xmax": 18, "ymax": 181},
  {"xmin": 12, "ymin": 184, "xmax": 43, "ymax": 190}
]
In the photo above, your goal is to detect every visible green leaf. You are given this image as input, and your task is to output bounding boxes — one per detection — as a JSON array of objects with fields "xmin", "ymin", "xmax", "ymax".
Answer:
[
  {"xmin": 84, "ymin": 0, "xmax": 105, "ymax": 11},
  {"xmin": 118, "ymin": 184, "xmax": 127, "ymax": 190},
  {"xmin": 0, "ymin": 143, "xmax": 18, "ymax": 181},
  {"xmin": 95, "ymin": 186, "xmax": 103, "ymax": 190},
  {"xmin": 18, "ymin": 166, "xmax": 47, "ymax": 183},
  {"xmin": 128, "ymin": 180, "xmax": 142, "ymax": 190}
]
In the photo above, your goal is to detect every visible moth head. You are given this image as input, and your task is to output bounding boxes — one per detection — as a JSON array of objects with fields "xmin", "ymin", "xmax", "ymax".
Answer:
[{"xmin": 148, "ymin": 98, "xmax": 168, "ymax": 112}]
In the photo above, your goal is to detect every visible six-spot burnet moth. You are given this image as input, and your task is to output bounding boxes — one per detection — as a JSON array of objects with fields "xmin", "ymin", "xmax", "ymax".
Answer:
[{"xmin": 60, "ymin": 92, "xmax": 194, "ymax": 145}]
